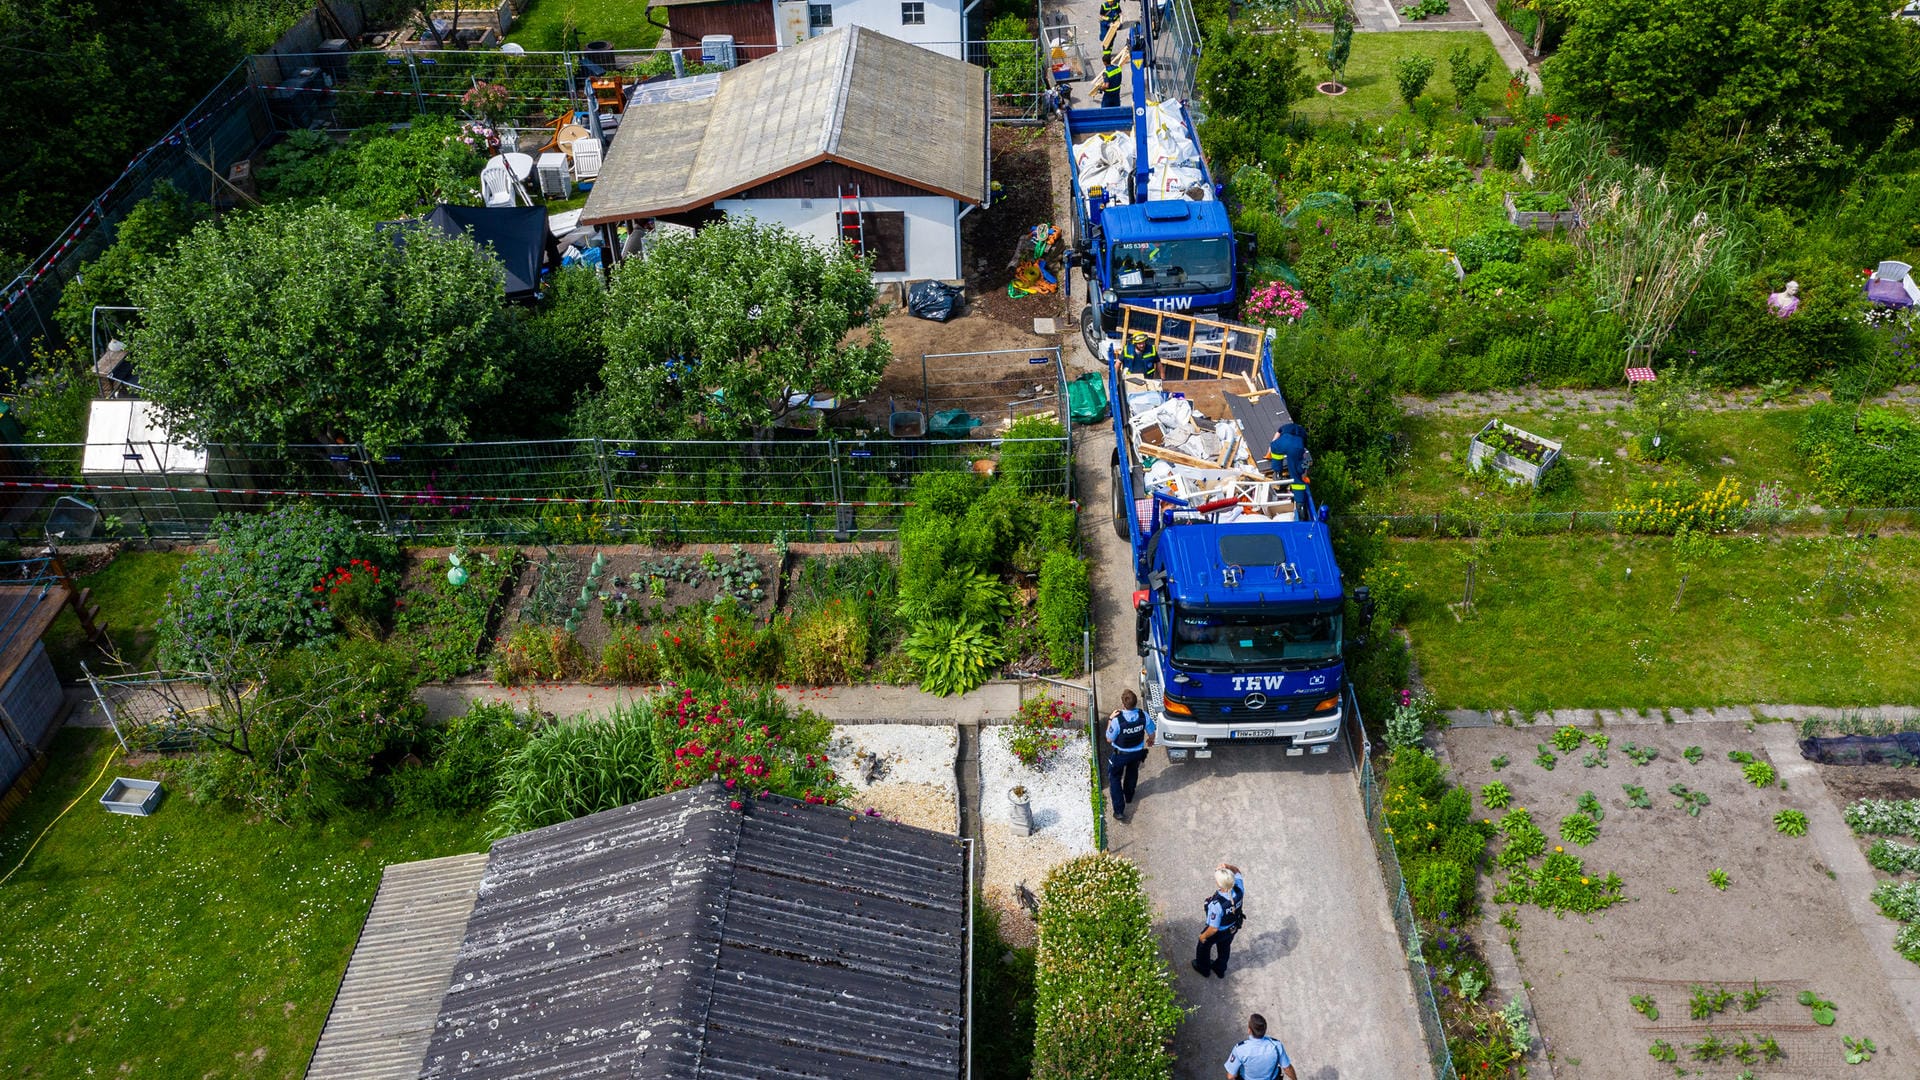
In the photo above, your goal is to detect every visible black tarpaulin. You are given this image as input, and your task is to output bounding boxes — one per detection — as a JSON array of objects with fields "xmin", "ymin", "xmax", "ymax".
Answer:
[{"xmin": 386, "ymin": 204, "xmax": 560, "ymax": 301}]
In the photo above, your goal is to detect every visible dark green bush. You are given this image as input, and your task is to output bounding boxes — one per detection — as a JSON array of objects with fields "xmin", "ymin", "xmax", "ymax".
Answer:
[
  {"xmin": 1271, "ymin": 325, "xmax": 1406, "ymax": 471},
  {"xmin": 1033, "ymin": 853, "xmax": 1181, "ymax": 1079},
  {"xmin": 998, "ymin": 415, "xmax": 1069, "ymax": 495},
  {"xmin": 159, "ymin": 504, "xmax": 397, "ymax": 667},
  {"xmin": 1037, "ymin": 551, "xmax": 1090, "ymax": 674},
  {"xmin": 1697, "ymin": 258, "xmax": 1875, "ymax": 386},
  {"xmin": 390, "ymin": 701, "xmax": 537, "ymax": 815}
]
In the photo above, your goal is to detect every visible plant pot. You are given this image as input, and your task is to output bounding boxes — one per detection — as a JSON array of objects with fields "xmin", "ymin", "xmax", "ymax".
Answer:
[
  {"xmin": 1504, "ymin": 190, "xmax": 1580, "ymax": 233},
  {"xmin": 1468, "ymin": 419, "xmax": 1562, "ymax": 487},
  {"xmin": 1009, "ymin": 785, "xmax": 1034, "ymax": 836}
]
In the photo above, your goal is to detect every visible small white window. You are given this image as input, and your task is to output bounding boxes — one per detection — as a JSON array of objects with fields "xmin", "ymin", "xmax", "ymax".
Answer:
[
  {"xmin": 901, "ymin": 1, "xmax": 925, "ymax": 24},
  {"xmin": 808, "ymin": 3, "xmax": 833, "ymax": 29}
]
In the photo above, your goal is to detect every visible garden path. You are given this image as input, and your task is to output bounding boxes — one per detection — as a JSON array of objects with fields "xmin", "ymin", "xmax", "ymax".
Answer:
[
  {"xmin": 1075, "ymin": 422, "xmax": 1433, "ymax": 1079},
  {"xmin": 1398, "ymin": 382, "xmax": 1920, "ymax": 417},
  {"xmin": 411, "ymin": 680, "xmax": 1022, "ymax": 724}
]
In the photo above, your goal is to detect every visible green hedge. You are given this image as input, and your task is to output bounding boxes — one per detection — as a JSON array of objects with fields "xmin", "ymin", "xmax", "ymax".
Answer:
[
  {"xmin": 1797, "ymin": 403, "xmax": 1920, "ymax": 507},
  {"xmin": 1033, "ymin": 853, "xmax": 1181, "ymax": 1079}
]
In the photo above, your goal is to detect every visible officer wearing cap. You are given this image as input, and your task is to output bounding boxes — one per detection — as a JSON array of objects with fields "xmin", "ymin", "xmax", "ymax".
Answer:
[
  {"xmin": 1120, "ymin": 330, "xmax": 1158, "ymax": 375},
  {"xmin": 1225, "ymin": 1014, "xmax": 1298, "ymax": 1080}
]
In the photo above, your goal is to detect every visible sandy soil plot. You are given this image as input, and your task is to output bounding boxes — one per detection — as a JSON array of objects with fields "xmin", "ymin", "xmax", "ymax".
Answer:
[
  {"xmin": 1445, "ymin": 721, "xmax": 1920, "ymax": 1078},
  {"xmin": 827, "ymin": 723, "xmax": 960, "ymax": 835}
]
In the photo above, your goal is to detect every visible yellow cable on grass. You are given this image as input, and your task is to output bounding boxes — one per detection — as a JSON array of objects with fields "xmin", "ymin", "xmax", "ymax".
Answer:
[{"xmin": 0, "ymin": 745, "xmax": 121, "ymax": 888}]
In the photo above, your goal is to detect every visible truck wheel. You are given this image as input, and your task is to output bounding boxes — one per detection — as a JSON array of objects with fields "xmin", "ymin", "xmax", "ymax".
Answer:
[
  {"xmin": 1081, "ymin": 304, "xmax": 1102, "ymax": 358},
  {"xmin": 1110, "ymin": 458, "xmax": 1129, "ymax": 539}
]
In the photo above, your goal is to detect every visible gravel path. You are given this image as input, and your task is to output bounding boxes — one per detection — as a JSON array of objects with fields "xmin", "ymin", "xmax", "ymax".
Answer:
[
  {"xmin": 827, "ymin": 724, "xmax": 960, "ymax": 835},
  {"xmin": 978, "ymin": 726, "xmax": 1097, "ymax": 946}
]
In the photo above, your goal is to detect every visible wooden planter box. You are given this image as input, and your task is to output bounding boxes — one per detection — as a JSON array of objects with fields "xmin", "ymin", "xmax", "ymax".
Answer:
[
  {"xmin": 1504, "ymin": 191, "xmax": 1579, "ymax": 232},
  {"xmin": 1469, "ymin": 420, "xmax": 1561, "ymax": 487}
]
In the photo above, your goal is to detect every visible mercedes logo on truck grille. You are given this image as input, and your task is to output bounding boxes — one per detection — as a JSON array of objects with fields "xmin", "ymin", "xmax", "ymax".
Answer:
[{"xmin": 1243, "ymin": 693, "xmax": 1268, "ymax": 710}]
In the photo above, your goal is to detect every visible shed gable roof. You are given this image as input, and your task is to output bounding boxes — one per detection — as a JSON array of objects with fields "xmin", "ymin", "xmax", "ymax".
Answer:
[
  {"xmin": 581, "ymin": 27, "xmax": 987, "ymax": 223},
  {"xmin": 415, "ymin": 785, "xmax": 968, "ymax": 1079}
]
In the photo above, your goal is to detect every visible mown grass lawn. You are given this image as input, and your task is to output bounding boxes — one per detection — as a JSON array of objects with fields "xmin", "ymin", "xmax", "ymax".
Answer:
[
  {"xmin": 1396, "ymin": 533, "xmax": 1920, "ymax": 710},
  {"xmin": 1361, "ymin": 406, "xmax": 1819, "ymax": 516},
  {"xmin": 1298, "ymin": 30, "xmax": 1510, "ymax": 122},
  {"xmin": 43, "ymin": 550, "xmax": 186, "ymax": 682},
  {"xmin": 506, "ymin": 0, "xmax": 664, "ymax": 51},
  {"xmin": 0, "ymin": 730, "xmax": 487, "ymax": 1077}
]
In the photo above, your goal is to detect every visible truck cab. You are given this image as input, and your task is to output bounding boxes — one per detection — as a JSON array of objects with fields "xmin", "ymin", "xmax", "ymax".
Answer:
[
  {"xmin": 1105, "ymin": 306, "xmax": 1357, "ymax": 759},
  {"xmin": 1065, "ymin": 29, "xmax": 1236, "ymax": 355}
]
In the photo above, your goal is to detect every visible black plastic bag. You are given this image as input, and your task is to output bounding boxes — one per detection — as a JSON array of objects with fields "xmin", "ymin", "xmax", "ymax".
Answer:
[{"xmin": 908, "ymin": 280, "xmax": 966, "ymax": 321}]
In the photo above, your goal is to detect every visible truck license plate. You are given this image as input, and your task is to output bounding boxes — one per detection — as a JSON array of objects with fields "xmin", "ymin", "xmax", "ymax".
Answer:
[{"xmin": 1229, "ymin": 729, "xmax": 1267, "ymax": 739}]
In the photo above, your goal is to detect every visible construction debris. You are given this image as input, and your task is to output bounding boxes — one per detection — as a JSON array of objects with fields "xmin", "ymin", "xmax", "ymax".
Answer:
[{"xmin": 1122, "ymin": 371, "xmax": 1298, "ymax": 521}]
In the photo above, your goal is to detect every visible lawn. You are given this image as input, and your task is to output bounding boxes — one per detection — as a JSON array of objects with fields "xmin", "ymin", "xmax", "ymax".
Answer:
[
  {"xmin": 506, "ymin": 0, "xmax": 664, "ymax": 52},
  {"xmin": 43, "ymin": 550, "xmax": 188, "ymax": 682},
  {"xmin": 0, "ymin": 730, "xmax": 487, "ymax": 1077},
  {"xmin": 1300, "ymin": 31, "xmax": 1511, "ymax": 121},
  {"xmin": 1396, "ymin": 533, "xmax": 1920, "ymax": 710},
  {"xmin": 1361, "ymin": 405, "xmax": 1819, "ymax": 516}
]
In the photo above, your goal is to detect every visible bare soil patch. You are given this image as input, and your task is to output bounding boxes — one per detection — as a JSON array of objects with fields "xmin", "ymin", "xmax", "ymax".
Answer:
[{"xmin": 1446, "ymin": 721, "xmax": 1920, "ymax": 1078}]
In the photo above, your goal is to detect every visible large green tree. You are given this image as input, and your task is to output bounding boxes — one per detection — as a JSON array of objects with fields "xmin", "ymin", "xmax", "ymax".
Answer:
[
  {"xmin": 1198, "ymin": 20, "xmax": 1309, "ymax": 122},
  {"xmin": 1545, "ymin": 0, "xmax": 1918, "ymax": 169},
  {"xmin": 582, "ymin": 219, "xmax": 890, "ymax": 439},
  {"xmin": 129, "ymin": 202, "xmax": 512, "ymax": 452}
]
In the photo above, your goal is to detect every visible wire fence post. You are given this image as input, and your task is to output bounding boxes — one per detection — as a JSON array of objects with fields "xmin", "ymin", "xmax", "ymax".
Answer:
[{"xmin": 357, "ymin": 443, "xmax": 394, "ymax": 534}]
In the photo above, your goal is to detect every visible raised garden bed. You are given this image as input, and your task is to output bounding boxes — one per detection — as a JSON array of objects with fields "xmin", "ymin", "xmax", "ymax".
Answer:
[
  {"xmin": 1504, "ymin": 190, "xmax": 1580, "ymax": 232},
  {"xmin": 1469, "ymin": 419, "xmax": 1562, "ymax": 486}
]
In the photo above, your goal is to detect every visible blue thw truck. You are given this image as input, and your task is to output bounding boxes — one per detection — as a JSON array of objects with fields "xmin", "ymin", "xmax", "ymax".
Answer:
[
  {"xmin": 1065, "ymin": 28, "xmax": 1237, "ymax": 357},
  {"xmin": 1106, "ymin": 307, "xmax": 1368, "ymax": 759}
]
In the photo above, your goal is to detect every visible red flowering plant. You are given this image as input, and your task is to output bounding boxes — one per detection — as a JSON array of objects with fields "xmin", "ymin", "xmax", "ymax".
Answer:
[
  {"xmin": 1002, "ymin": 693, "xmax": 1077, "ymax": 769},
  {"xmin": 664, "ymin": 686, "xmax": 848, "ymax": 807},
  {"xmin": 658, "ymin": 597, "xmax": 781, "ymax": 679},
  {"xmin": 310, "ymin": 557, "xmax": 395, "ymax": 638}
]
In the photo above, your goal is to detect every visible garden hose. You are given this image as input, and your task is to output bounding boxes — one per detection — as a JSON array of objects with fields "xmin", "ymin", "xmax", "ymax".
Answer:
[{"xmin": 0, "ymin": 744, "xmax": 120, "ymax": 888}]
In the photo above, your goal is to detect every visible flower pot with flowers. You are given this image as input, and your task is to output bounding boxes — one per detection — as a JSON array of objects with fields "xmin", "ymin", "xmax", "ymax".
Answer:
[{"xmin": 460, "ymin": 81, "xmax": 510, "ymax": 154}]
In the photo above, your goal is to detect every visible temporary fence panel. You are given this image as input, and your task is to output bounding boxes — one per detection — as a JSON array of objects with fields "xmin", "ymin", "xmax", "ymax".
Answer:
[
  {"xmin": 1149, "ymin": 0, "xmax": 1202, "ymax": 104},
  {"xmin": 969, "ymin": 37, "xmax": 1045, "ymax": 122},
  {"xmin": 0, "ymin": 435, "xmax": 1070, "ymax": 542},
  {"xmin": 1346, "ymin": 688, "xmax": 1460, "ymax": 1080}
]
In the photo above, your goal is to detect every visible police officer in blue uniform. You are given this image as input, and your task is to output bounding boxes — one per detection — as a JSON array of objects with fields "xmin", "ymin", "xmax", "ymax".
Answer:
[
  {"xmin": 1104, "ymin": 689, "xmax": 1155, "ymax": 821},
  {"xmin": 1193, "ymin": 863, "xmax": 1244, "ymax": 978},
  {"xmin": 1224, "ymin": 1014, "xmax": 1298, "ymax": 1080}
]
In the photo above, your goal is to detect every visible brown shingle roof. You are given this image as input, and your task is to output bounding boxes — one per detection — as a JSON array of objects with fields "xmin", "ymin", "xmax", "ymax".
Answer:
[{"xmin": 581, "ymin": 27, "xmax": 987, "ymax": 224}]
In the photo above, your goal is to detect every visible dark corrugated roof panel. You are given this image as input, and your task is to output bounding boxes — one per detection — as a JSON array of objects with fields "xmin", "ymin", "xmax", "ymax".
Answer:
[{"xmin": 418, "ymin": 785, "xmax": 967, "ymax": 1080}]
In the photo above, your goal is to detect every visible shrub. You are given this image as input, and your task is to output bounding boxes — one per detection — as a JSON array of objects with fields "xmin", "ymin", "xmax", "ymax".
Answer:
[
  {"xmin": 1612, "ymin": 477, "xmax": 1748, "ymax": 535},
  {"xmin": 491, "ymin": 624, "xmax": 589, "ymax": 686},
  {"xmin": 1410, "ymin": 858, "xmax": 1469, "ymax": 922},
  {"xmin": 781, "ymin": 599, "xmax": 870, "ymax": 685},
  {"xmin": 1000, "ymin": 415, "xmax": 1069, "ymax": 495},
  {"xmin": 186, "ymin": 640, "xmax": 424, "ymax": 821},
  {"xmin": 600, "ymin": 623, "xmax": 663, "ymax": 684},
  {"xmin": 392, "ymin": 549, "xmax": 518, "ymax": 680},
  {"xmin": 1393, "ymin": 54, "xmax": 1436, "ymax": 107},
  {"xmin": 1492, "ymin": 126, "xmax": 1526, "ymax": 170},
  {"xmin": 1033, "ymin": 854, "xmax": 1181, "ymax": 1079},
  {"xmin": 313, "ymin": 557, "xmax": 395, "ymax": 639},
  {"xmin": 1038, "ymin": 552, "xmax": 1090, "ymax": 675},
  {"xmin": 906, "ymin": 619, "xmax": 1007, "ymax": 697},
  {"xmin": 984, "ymin": 15, "xmax": 1039, "ymax": 105},
  {"xmin": 1384, "ymin": 748, "xmax": 1490, "ymax": 920},
  {"xmin": 489, "ymin": 682, "xmax": 844, "ymax": 834},
  {"xmin": 159, "ymin": 505, "xmax": 396, "ymax": 667},
  {"xmin": 389, "ymin": 701, "xmax": 536, "ymax": 815},
  {"xmin": 1447, "ymin": 45, "xmax": 1494, "ymax": 109},
  {"xmin": 1003, "ymin": 694, "xmax": 1076, "ymax": 769},
  {"xmin": 1797, "ymin": 404, "xmax": 1920, "ymax": 507},
  {"xmin": 656, "ymin": 597, "xmax": 781, "ymax": 680}
]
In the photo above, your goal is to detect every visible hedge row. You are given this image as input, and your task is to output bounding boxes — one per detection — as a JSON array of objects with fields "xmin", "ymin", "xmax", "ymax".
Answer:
[{"xmin": 1033, "ymin": 853, "xmax": 1181, "ymax": 1079}]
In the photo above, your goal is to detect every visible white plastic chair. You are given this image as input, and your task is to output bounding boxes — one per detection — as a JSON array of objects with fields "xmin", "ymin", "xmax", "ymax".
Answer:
[
  {"xmin": 569, "ymin": 137, "xmax": 604, "ymax": 182},
  {"xmin": 480, "ymin": 158, "xmax": 518, "ymax": 208},
  {"xmin": 1877, "ymin": 260, "xmax": 1913, "ymax": 283}
]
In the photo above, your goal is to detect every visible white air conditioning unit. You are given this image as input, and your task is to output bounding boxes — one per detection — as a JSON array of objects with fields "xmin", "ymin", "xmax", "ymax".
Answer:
[
  {"xmin": 701, "ymin": 35, "xmax": 737, "ymax": 69},
  {"xmin": 537, "ymin": 152, "xmax": 571, "ymax": 198}
]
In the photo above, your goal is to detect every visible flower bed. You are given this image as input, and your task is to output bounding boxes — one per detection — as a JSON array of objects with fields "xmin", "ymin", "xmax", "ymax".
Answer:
[
  {"xmin": 393, "ymin": 548, "xmax": 521, "ymax": 680},
  {"xmin": 1032, "ymin": 853, "xmax": 1181, "ymax": 1079}
]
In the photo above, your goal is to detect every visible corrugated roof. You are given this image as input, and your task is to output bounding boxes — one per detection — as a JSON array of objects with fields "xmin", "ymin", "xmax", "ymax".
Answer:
[
  {"xmin": 582, "ymin": 27, "xmax": 987, "ymax": 223},
  {"xmin": 307, "ymin": 853, "xmax": 490, "ymax": 1080},
  {"xmin": 416, "ymin": 785, "xmax": 968, "ymax": 1079}
]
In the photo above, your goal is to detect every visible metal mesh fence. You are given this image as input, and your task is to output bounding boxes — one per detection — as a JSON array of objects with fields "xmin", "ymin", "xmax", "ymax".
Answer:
[
  {"xmin": 1342, "ymin": 505, "xmax": 1920, "ymax": 537},
  {"xmin": 1347, "ymin": 689, "xmax": 1460, "ymax": 1080},
  {"xmin": 0, "ymin": 434, "xmax": 1070, "ymax": 543}
]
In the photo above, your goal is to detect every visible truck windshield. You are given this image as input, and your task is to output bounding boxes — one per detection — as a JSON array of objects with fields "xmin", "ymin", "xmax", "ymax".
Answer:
[
  {"xmin": 1111, "ymin": 238, "xmax": 1232, "ymax": 296},
  {"xmin": 1171, "ymin": 608, "xmax": 1342, "ymax": 668}
]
